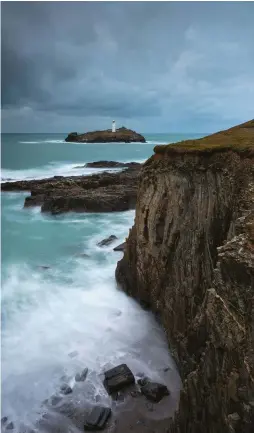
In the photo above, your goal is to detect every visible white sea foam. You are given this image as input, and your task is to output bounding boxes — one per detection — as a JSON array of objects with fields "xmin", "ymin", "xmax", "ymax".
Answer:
[
  {"xmin": 1, "ymin": 163, "xmax": 121, "ymax": 183},
  {"xmin": 19, "ymin": 140, "xmax": 65, "ymax": 144},
  {"xmin": 1, "ymin": 208, "xmax": 181, "ymax": 427},
  {"xmin": 1, "ymin": 157, "xmax": 148, "ymax": 184}
]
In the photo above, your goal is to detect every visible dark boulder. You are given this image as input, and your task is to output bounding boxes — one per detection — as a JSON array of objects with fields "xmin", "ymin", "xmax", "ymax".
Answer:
[
  {"xmin": 6, "ymin": 422, "xmax": 14, "ymax": 430},
  {"xmin": 103, "ymin": 364, "xmax": 135, "ymax": 394},
  {"xmin": 1, "ymin": 417, "xmax": 8, "ymax": 426},
  {"xmin": 60, "ymin": 384, "xmax": 72, "ymax": 395},
  {"xmin": 140, "ymin": 381, "xmax": 170, "ymax": 403},
  {"xmin": 84, "ymin": 406, "xmax": 111, "ymax": 431},
  {"xmin": 75, "ymin": 368, "xmax": 88, "ymax": 382},
  {"xmin": 97, "ymin": 235, "xmax": 118, "ymax": 247}
]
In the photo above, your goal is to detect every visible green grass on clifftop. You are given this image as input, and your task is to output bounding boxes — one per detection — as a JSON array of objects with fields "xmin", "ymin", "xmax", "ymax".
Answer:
[{"xmin": 154, "ymin": 120, "xmax": 254, "ymax": 157}]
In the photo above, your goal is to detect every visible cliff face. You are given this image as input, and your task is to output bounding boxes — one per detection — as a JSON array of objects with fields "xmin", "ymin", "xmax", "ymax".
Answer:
[{"xmin": 116, "ymin": 121, "xmax": 254, "ymax": 433}]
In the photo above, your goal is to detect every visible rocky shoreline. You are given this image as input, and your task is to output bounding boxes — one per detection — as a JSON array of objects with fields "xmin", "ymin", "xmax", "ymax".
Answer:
[
  {"xmin": 2, "ymin": 359, "xmax": 179, "ymax": 433},
  {"xmin": 65, "ymin": 127, "xmax": 146, "ymax": 143},
  {"xmin": 1, "ymin": 162, "xmax": 142, "ymax": 215}
]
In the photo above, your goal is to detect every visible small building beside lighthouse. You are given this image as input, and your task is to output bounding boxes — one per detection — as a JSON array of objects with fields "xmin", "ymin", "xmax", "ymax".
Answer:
[{"xmin": 112, "ymin": 120, "xmax": 116, "ymax": 133}]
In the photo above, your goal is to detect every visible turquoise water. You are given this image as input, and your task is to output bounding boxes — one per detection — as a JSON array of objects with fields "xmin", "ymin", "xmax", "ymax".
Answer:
[{"xmin": 1, "ymin": 132, "xmax": 203, "ymax": 429}]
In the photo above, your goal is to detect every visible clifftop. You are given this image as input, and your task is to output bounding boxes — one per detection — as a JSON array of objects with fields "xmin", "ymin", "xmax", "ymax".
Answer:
[
  {"xmin": 65, "ymin": 127, "xmax": 146, "ymax": 143},
  {"xmin": 154, "ymin": 119, "xmax": 254, "ymax": 156}
]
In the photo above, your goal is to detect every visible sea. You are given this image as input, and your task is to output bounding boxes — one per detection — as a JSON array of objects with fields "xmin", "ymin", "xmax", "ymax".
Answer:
[{"xmin": 1, "ymin": 132, "xmax": 204, "ymax": 430}]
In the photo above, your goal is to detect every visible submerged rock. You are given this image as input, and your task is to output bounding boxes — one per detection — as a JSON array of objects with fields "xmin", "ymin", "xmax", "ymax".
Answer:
[
  {"xmin": 75, "ymin": 367, "xmax": 88, "ymax": 382},
  {"xmin": 97, "ymin": 235, "xmax": 118, "ymax": 247},
  {"xmin": 84, "ymin": 406, "xmax": 111, "ymax": 431},
  {"xmin": 68, "ymin": 350, "xmax": 78, "ymax": 358},
  {"xmin": 137, "ymin": 377, "xmax": 150, "ymax": 387},
  {"xmin": 60, "ymin": 384, "xmax": 72, "ymax": 395},
  {"xmin": 50, "ymin": 395, "xmax": 63, "ymax": 406},
  {"xmin": 103, "ymin": 363, "xmax": 135, "ymax": 394},
  {"xmin": 140, "ymin": 382, "xmax": 170, "ymax": 403},
  {"xmin": 1, "ymin": 417, "xmax": 8, "ymax": 426},
  {"xmin": 65, "ymin": 127, "xmax": 146, "ymax": 143}
]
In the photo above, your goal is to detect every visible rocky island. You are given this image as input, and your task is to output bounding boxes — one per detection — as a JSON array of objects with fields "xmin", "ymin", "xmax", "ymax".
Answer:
[
  {"xmin": 116, "ymin": 119, "xmax": 254, "ymax": 433},
  {"xmin": 65, "ymin": 127, "xmax": 146, "ymax": 143}
]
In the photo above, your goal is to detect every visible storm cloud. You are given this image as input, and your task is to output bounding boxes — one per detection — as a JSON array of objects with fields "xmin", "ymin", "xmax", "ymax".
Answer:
[{"xmin": 1, "ymin": 1, "xmax": 254, "ymax": 132}]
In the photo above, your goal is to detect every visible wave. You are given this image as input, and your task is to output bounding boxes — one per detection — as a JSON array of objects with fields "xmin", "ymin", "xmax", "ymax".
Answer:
[
  {"xmin": 1, "ymin": 208, "xmax": 181, "ymax": 425},
  {"xmin": 0, "ymin": 163, "xmax": 120, "ymax": 183},
  {"xmin": 1, "ymin": 158, "xmax": 147, "ymax": 184},
  {"xmin": 19, "ymin": 140, "xmax": 65, "ymax": 144}
]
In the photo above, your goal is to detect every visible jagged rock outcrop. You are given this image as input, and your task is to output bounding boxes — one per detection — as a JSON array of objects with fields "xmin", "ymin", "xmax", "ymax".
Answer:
[
  {"xmin": 116, "ymin": 120, "xmax": 254, "ymax": 433},
  {"xmin": 65, "ymin": 127, "xmax": 146, "ymax": 143},
  {"xmin": 75, "ymin": 161, "xmax": 141, "ymax": 169},
  {"xmin": 1, "ymin": 164, "xmax": 141, "ymax": 214}
]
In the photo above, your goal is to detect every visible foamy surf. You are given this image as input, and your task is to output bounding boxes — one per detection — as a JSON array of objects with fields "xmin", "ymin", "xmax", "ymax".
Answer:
[{"xmin": 1, "ymin": 133, "xmax": 186, "ymax": 431}]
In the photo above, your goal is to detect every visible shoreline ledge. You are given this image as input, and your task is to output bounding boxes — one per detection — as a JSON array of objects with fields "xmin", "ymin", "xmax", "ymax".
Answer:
[{"xmin": 65, "ymin": 127, "xmax": 146, "ymax": 143}]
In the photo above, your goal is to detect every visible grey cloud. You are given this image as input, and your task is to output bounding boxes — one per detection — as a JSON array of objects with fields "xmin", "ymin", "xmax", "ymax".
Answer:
[{"xmin": 1, "ymin": 1, "xmax": 254, "ymax": 132}]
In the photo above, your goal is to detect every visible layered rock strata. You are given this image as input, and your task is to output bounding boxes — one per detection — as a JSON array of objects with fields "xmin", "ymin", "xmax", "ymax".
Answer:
[{"xmin": 116, "ymin": 120, "xmax": 254, "ymax": 433}]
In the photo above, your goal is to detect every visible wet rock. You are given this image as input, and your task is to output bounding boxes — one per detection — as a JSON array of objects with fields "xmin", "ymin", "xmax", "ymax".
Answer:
[
  {"xmin": 68, "ymin": 350, "xmax": 78, "ymax": 358},
  {"xmin": 6, "ymin": 422, "xmax": 14, "ymax": 430},
  {"xmin": 2, "ymin": 164, "xmax": 141, "ymax": 215},
  {"xmin": 103, "ymin": 364, "xmax": 135, "ymax": 394},
  {"xmin": 146, "ymin": 402, "xmax": 154, "ymax": 412},
  {"xmin": 1, "ymin": 417, "xmax": 8, "ymax": 425},
  {"xmin": 60, "ymin": 384, "xmax": 72, "ymax": 395},
  {"xmin": 75, "ymin": 367, "xmax": 88, "ymax": 382},
  {"xmin": 112, "ymin": 391, "xmax": 125, "ymax": 402},
  {"xmin": 84, "ymin": 406, "xmax": 111, "ymax": 431},
  {"xmin": 37, "ymin": 265, "xmax": 50, "ymax": 270},
  {"xmin": 51, "ymin": 395, "xmax": 63, "ymax": 406},
  {"xmin": 140, "ymin": 382, "xmax": 170, "ymax": 403},
  {"xmin": 113, "ymin": 242, "xmax": 126, "ymax": 252},
  {"xmin": 85, "ymin": 161, "xmax": 141, "ymax": 169},
  {"xmin": 75, "ymin": 253, "xmax": 90, "ymax": 258},
  {"xmin": 97, "ymin": 235, "xmax": 118, "ymax": 247},
  {"xmin": 130, "ymin": 389, "xmax": 141, "ymax": 398},
  {"xmin": 137, "ymin": 377, "xmax": 150, "ymax": 387}
]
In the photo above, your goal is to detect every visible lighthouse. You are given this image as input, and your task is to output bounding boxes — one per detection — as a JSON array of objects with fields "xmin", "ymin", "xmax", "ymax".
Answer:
[{"xmin": 112, "ymin": 120, "xmax": 116, "ymax": 133}]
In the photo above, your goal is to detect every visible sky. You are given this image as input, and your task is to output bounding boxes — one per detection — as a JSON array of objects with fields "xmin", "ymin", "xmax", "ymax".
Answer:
[{"xmin": 1, "ymin": 1, "xmax": 254, "ymax": 133}]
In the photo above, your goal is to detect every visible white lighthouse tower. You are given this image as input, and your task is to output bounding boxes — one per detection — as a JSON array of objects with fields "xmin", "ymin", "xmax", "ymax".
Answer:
[{"xmin": 112, "ymin": 120, "xmax": 116, "ymax": 133}]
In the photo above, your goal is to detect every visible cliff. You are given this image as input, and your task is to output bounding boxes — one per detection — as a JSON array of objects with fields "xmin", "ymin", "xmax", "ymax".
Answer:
[
  {"xmin": 116, "ymin": 120, "xmax": 254, "ymax": 433},
  {"xmin": 65, "ymin": 127, "xmax": 146, "ymax": 143}
]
